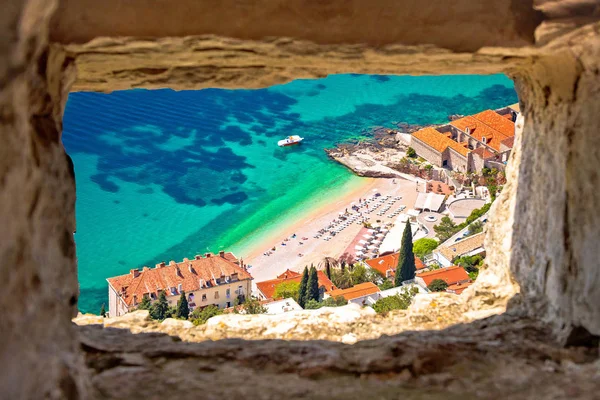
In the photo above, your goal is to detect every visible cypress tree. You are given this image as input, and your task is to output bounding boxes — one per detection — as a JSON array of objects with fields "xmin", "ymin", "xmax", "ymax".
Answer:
[
  {"xmin": 138, "ymin": 295, "xmax": 151, "ymax": 310},
  {"xmin": 99, "ymin": 303, "xmax": 106, "ymax": 318},
  {"xmin": 298, "ymin": 267, "xmax": 309, "ymax": 308},
  {"xmin": 307, "ymin": 266, "xmax": 320, "ymax": 302},
  {"xmin": 150, "ymin": 291, "xmax": 169, "ymax": 320},
  {"xmin": 176, "ymin": 290, "xmax": 189, "ymax": 319},
  {"xmin": 395, "ymin": 220, "xmax": 416, "ymax": 286}
]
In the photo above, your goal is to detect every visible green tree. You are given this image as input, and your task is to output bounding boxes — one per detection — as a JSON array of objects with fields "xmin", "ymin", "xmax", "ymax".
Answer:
[
  {"xmin": 190, "ymin": 305, "xmax": 222, "ymax": 326},
  {"xmin": 428, "ymin": 279, "xmax": 449, "ymax": 292},
  {"xmin": 454, "ymin": 255, "xmax": 484, "ymax": 273},
  {"xmin": 99, "ymin": 303, "xmax": 106, "ymax": 318},
  {"xmin": 176, "ymin": 290, "xmax": 189, "ymax": 319},
  {"xmin": 395, "ymin": 220, "xmax": 416, "ymax": 286},
  {"xmin": 406, "ymin": 147, "xmax": 417, "ymax": 158},
  {"xmin": 331, "ymin": 268, "xmax": 353, "ymax": 289},
  {"xmin": 305, "ymin": 296, "xmax": 348, "ymax": 310},
  {"xmin": 297, "ymin": 267, "xmax": 309, "ymax": 308},
  {"xmin": 433, "ymin": 216, "xmax": 459, "ymax": 242},
  {"xmin": 306, "ymin": 266, "xmax": 320, "ymax": 303},
  {"xmin": 378, "ymin": 280, "xmax": 395, "ymax": 290},
  {"xmin": 413, "ymin": 238, "xmax": 439, "ymax": 258},
  {"xmin": 467, "ymin": 220, "xmax": 484, "ymax": 236},
  {"xmin": 239, "ymin": 296, "xmax": 267, "ymax": 314},
  {"xmin": 372, "ymin": 287, "xmax": 419, "ymax": 314},
  {"xmin": 304, "ymin": 299, "xmax": 322, "ymax": 310},
  {"xmin": 150, "ymin": 291, "xmax": 169, "ymax": 321},
  {"xmin": 273, "ymin": 281, "xmax": 300, "ymax": 300},
  {"xmin": 137, "ymin": 295, "xmax": 152, "ymax": 310}
]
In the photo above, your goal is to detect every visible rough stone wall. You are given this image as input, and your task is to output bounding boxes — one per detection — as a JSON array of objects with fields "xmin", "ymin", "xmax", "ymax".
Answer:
[
  {"xmin": 507, "ymin": 25, "xmax": 600, "ymax": 341},
  {"xmin": 0, "ymin": 1, "xmax": 87, "ymax": 398},
  {"xmin": 445, "ymin": 148, "xmax": 469, "ymax": 173},
  {"xmin": 411, "ymin": 138, "xmax": 444, "ymax": 167},
  {"xmin": 1, "ymin": 0, "xmax": 600, "ymax": 398},
  {"xmin": 49, "ymin": 0, "xmax": 542, "ymax": 51}
]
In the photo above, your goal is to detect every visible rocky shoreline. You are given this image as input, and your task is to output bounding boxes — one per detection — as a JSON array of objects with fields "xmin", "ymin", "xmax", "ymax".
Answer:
[
  {"xmin": 324, "ymin": 120, "xmax": 444, "ymax": 178},
  {"xmin": 324, "ymin": 113, "xmax": 466, "ymax": 178}
]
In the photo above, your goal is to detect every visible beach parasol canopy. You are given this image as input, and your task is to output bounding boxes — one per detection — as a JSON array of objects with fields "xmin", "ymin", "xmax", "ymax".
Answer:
[
  {"xmin": 359, "ymin": 240, "xmax": 367, "ymax": 244},
  {"xmin": 354, "ymin": 245, "xmax": 364, "ymax": 251},
  {"xmin": 363, "ymin": 234, "xmax": 373, "ymax": 239}
]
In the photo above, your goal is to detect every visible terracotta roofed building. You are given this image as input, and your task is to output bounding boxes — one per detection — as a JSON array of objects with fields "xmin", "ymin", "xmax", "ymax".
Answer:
[
  {"xmin": 410, "ymin": 106, "xmax": 516, "ymax": 173},
  {"xmin": 365, "ymin": 252, "xmax": 426, "ymax": 279},
  {"xmin": 106, "ymin": 251, "xmax": 252, "ymax": 318},
  {"xmin": 327, "ymin": 282, "xmax": 381, "ymax": 305},
  {"xmin": 415, "ymin": 266, "xmax": 470, "ymax": 291},
  {"xmin": 255, "ymin": 269, "xmax": 336, "ymax": 301}
]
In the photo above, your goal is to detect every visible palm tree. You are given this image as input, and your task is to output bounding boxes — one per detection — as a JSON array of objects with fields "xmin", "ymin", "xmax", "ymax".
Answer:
[{"xmin": 319, "ymin": 256, "xmax": 339, "ymax": 280}]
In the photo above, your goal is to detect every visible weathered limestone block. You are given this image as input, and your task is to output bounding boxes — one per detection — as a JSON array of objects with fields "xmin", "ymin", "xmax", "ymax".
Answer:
[
  {"xmin": 78, "ymin": 315, "xmax": 600, "ymax": 400},
  {"xmin": 0, "ymin": 1, "xmax": 87, "ymax": 398},
  {"xmin": 49, "ymin": 0, "xmax": 542, "ymax": 50},
  {"xmin": 507, "ymin": 24, "xmax": 600, "ymax": 341},
  {"xmin": 2, "ymin": 0, "xmax": 600, "ymax": 398}
]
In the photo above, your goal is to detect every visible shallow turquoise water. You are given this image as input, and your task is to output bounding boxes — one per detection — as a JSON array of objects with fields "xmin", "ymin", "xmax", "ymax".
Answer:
[{"xmin": 62, "ymin": 73, "xmax": 518, "ymax": 313}]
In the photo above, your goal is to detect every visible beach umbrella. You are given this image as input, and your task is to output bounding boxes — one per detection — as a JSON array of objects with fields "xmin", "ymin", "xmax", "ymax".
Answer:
[
  {"xmin": 363, "ymin": 234, "xmax": 373, "ymax": 239},
  {"xmin": 368, "ymin": 245, "xmax": 377, "ymax": 250},
  {"xmin": 376, "ymin": 233, "xmax": 385, "ymax": 238},
  {"xmin": 354, "ymin": 245, "xmax": 364, "ymax": 251},
  {"xmin": 359, "ymin": 240, "xmax": 367, "ymax": 244}
]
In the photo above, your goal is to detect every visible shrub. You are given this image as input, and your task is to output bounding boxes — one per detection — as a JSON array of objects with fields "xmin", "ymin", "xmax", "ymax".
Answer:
[
  {"xmin": 413, "ymin": 238, "xmax": 439, "ymax": 258},
  {"xmin": 466, "ymin": 220, "xmax": 484, "ymax": 236},
  {"xmin": 190, "ymin": 305, "xmax": 223, "ymax": 326},
  {"xmin": 305, "ymin": 296, "xmax": 348, "ymax": 310},
  {"xmin": 372, "ymin": 287, "xmax": 419, "ymax": 314},
  {"xmin": 427, "ymin": 279, "xmax": 449, "ymax": 292},
  {"xmin": 406, "ymin": 147, "xmax": 417, "ymax": 158},
  {"xmin": 378, "ymin": 280, "xmax": 395, "ymax": 290},
  {"xmin": 235, "ymin": 296, "xmax": 268, "ymax": 314}
]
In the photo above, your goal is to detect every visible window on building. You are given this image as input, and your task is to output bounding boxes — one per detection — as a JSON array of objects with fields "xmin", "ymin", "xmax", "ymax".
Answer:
[
  {"xmin": 226, "ymin": 288, "xmax": 230, "ymax": 298},
  {"xmin": 214, "ymin": 291, "xmax": 219, "ymax": 299},
  {"xmin": 201, "ymin": 294, "xmax": 207, "ymax": 302}
]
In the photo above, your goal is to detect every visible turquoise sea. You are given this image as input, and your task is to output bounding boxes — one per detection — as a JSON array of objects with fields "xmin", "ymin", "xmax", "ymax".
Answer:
[{"xmin": 62, "ymin": 74, "xmax": 518, "ymax": 313}]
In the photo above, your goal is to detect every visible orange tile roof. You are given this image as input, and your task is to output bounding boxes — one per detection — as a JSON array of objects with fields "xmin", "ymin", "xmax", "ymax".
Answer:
[
  {"xmin": 417, "ymin": 266, "xmax": 470, "ymax": 287},
  {"xmin": 471, "ymin": 146, "xmax": 496, "ymax": 160},
  {"xmin": 328, "ymin": 282, "xmax": 380, "ymax": 301},
  {"xmin": 473, "ymin": 110, "xmax": 516, "ymax": 138},
  {"xmin": 365, "ymin": 253, "xmax": 426, "ymax": 278},
  {"xmin": 446, "ymin": 281, "xmax": 473, "ymax": 295},
  {"xmin": 500, "ymin": 136, "xmax": 515, "ymax": 149},
  {"xmin": 276, "ymin": 269, "xmax": 301, "ymax": 279},
  {"xmin": 106, "ymin": 252, "xmax": 251, "ymax": 307},
  {"xmin": 256, "ymin": 270, "xmax": 336, "ymax": 300},
  {"xmin": 451, "ymin": 110, "xmax": 515, "ymax": 152},
  {"xmin": 412, "ymin": 127, "xmax": 470, "ymax": 157}
]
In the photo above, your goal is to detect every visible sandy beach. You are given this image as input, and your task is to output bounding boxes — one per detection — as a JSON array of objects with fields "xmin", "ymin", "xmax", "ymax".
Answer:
[{"xmin": 245, "ymin": 176, "xmax": 422, "ymax": 283}]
